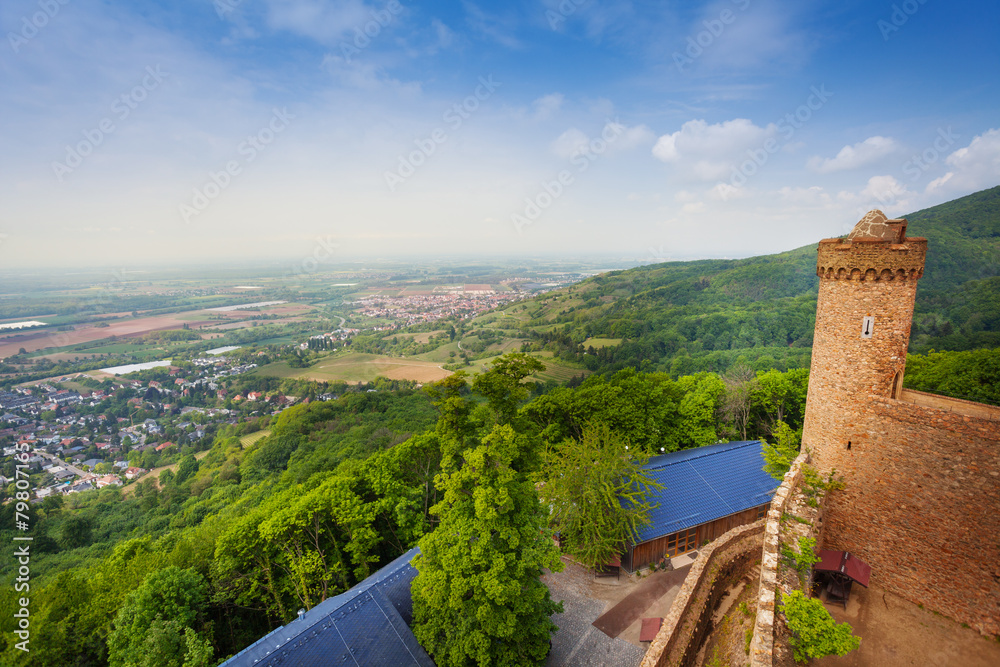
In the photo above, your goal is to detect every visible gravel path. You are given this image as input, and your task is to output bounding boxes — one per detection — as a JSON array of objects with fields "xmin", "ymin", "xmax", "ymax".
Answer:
[{"xmin": 543, "ymin": 564, "xmax": 646, "ymax": 667}]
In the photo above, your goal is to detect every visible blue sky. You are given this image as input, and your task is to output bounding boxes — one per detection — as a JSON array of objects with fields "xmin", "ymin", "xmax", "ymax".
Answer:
[{"xmin": 1, "ymin": 0, "xmax": 998, "ymax": 268}]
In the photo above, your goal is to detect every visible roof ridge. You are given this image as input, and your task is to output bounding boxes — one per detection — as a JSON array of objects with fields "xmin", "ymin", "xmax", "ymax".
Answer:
[{"xmin": 684, "ymin": 459, "xmax": 736, "ymax": 515}]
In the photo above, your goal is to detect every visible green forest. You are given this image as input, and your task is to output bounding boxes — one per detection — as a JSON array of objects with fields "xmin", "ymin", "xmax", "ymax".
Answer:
[
  {"xmin": 0, "ymin": 355, "xmax": 816, "ymax": 666},
  {"xmin": 7, "ymin": 344, "xmax": 982, "ymax": 665},
  {"xmin": 514, "ymin": 186, "xmax": 1000, "ymax": 374}
]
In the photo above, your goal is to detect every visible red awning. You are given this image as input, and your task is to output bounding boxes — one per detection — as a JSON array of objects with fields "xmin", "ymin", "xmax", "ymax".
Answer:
[{"xmin": 815, "ymin": 550, "xmax": 871, "ymax": 587}]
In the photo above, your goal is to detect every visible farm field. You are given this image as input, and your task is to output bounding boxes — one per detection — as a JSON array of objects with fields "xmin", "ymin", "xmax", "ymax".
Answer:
[
  {"xmin": 533, "ymin": 360, "xmax": 590, "ymax": 383},
  {"xmin": 239, "ymin": 429, "xmax": 272, "ymax": 448},
  {"xmin": 33, "ymin": 351, "xmax": 104, "ymax": 362},
  {"xmin": 414, "ymin": 341, "xmax": 462, "ymax": 363},
  {"xmin": 255, "ymin": 352, "xmax": 452, "ymax": 384},
  {"xmin": 420, "ymin": 348, "xmax": 590, "ymax": 382},
  {"xmin": 526, "ymin": 352, "xmax": 590, "ymax": 383},
  {"xmin": 0, "ymin": 299, "xmax": 321, "ymax": 360},
  {"xmin": 393, "ymin": 330, "xmax": 446, "ymax": 344},
  {"xmin": 0, "ymin": 314, "xmax": 211, "ymax": 358},
  {"xmin": 583, "ymin": 337, "xmax": 622, "ymax": 349}
]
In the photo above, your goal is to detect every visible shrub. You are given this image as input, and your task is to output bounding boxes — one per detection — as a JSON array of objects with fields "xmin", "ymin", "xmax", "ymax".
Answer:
[
  {"xmin": 782, "ymin": 590, "xmax": 860, "ymax": 662},
  {"xmin": 781, "ymin": 536, "xmax": 821, "ymax": 584}
]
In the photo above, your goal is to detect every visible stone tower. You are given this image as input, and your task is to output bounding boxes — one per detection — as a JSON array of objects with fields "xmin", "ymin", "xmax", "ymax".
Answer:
[
  {"xmin": 797, "ymin": 211, "xmax": 1000, "ymax": 636},
  {"xmin": 800, "ymin": 210, "xmax": 927, "ymax": 467}
]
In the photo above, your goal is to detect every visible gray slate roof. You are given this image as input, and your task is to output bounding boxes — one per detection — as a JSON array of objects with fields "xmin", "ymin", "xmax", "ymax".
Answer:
[{"xmin": 221, "ymin": 548, "xmax": 433, "ymax": 667}]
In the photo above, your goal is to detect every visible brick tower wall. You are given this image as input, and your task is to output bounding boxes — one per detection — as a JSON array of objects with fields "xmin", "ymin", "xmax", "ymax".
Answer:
[
  {"xmin": 801, "ymin": 225, "xmax": 1000, "ymax": 635},
  {"xmin": 802, "ymin": 236, "xmax": 926, "ymax": 455}
]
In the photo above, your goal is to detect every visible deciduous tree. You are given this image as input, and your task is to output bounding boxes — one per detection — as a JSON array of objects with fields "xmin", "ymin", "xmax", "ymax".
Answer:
[
  {"xmin": 471, "ymin": 353, "xmax": 545, "ymax": 426},
  {"xmin": 781, "ymin": 590, "xmax": 860, "ymax": 662},
  {"xmin": 539, "ymin": 423, "xmax": 662, "ymax": 571},
  {"xmin": 107, "ymin": 566, "xmax": 213, "ymax": 667},
  {"xmin": 411, "ymin": 424, "xmax": 563, "ymax": 666},
  {"xmin": 719, "ymin": 364, "xmax": 758, "ymax": 440},
  {"xmin": 761, "ymin": 421, "xmax": 801, "ymax": 480}
]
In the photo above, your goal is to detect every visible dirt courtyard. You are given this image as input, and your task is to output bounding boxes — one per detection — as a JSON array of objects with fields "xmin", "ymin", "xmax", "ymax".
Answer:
[
  {"xmin": 816, "ymin": 585, "xmax": 1000, "ymax": 667},
  {"xmin": 540, "ymin": 555, "xmax": 695, "ymax": 666}
]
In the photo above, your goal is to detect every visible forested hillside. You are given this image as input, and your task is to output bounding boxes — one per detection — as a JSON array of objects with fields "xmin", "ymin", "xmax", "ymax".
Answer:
[
  {"xmin": 444, "ymin": 185, "xmax": 1000, "ymax": 376},
  {"xmin": 1, "ymin": 187, "xmax": 997, "ymax": 665},
  {"xmin": 0, "ymin": 358, "xmax": 809, "ymax": 665}
]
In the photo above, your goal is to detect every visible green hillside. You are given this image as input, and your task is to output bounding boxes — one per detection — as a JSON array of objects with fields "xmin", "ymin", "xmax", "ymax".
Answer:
[{"xmin": 456, "ymin": 185, "xmax": 1000, "ymax": 375}]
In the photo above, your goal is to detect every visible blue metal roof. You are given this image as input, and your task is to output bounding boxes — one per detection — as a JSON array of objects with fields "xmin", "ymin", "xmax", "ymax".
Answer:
[
  {"xmin": 221, "ymin": 548, "xmax": 433, "ymax": 667},
  {"xmin": 635, "ymin": 441, "xmax": 778, "ymax": 544}
]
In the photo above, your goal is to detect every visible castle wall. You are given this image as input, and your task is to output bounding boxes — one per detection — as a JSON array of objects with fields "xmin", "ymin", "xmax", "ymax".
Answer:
[
  {"xmin": 802, "ymin": 217, "xmax": 999, "ymax": 636},
  {"xmin": 641, "ymin": 521, "xmax": 765, "ymax": 667},
  {"xmin": 816, "ymin": 396, "xmax": 1000, "ymax": 635},
  {"xmin": 900, "ymin": 388, "xmax": 1000, "ymax": 420},
  {"xmin": 749, "ymin": 454, "xmax": 808, "ymax": 667}
]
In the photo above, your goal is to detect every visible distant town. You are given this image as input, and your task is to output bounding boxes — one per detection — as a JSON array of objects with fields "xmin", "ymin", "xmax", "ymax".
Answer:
[{"xmin": 1, "ymin": 352, "xmax": 296, "ymax": 500}]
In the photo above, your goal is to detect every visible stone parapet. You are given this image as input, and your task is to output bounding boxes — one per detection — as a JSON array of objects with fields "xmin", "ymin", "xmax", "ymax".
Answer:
[
  {"xmin": 749, "ymin": 453, "xmax": 809, "ymax": 667},
  {"xmin": 819, "ymin": 397, "xmax": 1000, "ymax": 635},
  {"xmin": 640, "ymin": 521, "xmax": 765, "ymax": 667}
]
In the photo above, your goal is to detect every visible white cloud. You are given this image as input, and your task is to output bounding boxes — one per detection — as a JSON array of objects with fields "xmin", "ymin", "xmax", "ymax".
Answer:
[
  {"xmin": 320, "ymin": 55, "xmax": 420, "ymax": 94},
  {"xmin": 777, "ymin": 185, "xmax": 832, "ymax": 207},
  {"xmin": 674, "ymin": 190, "xmax": 698, "ymax": 203},
  {"xmin": 836, "ymin": 175, "xmax": 916, "ymax": 219},
  {"xmin": 709, "ymin": 182, "xmax": 751, "ymax": 201},
  {"xmin": 807, "ymin": 136, "xmax": 899, "ymax": 173},
  {"xmin": 550, "ymin": 128, "xmax": 590, "ymax": 159},
  {"xmin": 681, "ymin": 0, "xmax": 815, "ymax": 74},
  {"xmin": 531, "ymin": 93, "xmax": 564, "ymax": 121},
  {"xmin": 926, "ymin": 128, "xmax": 1000, "ymax": 194},
  {"xmin": 431, "ymin": 19, "xmax": 456, "ymax": 49},
  {"xmin": 463, "ymin": 2, "xmax": 521, "ymax": 49},
  {"xmin": 588, "ymin": 98, "xmax": 616, "ymax": 118},
  {"xmin": 551, "ymin": 122, "xmax": 653, "ymax": 159},
  {"xmin": 264, "ymin": 0, "xmax": 373, "ymax": 44},
  {"xmin": 604, "ymin": 122, "xmax": 656, "ymax": 152},
  {"xmin": 652, "ymin": 118, "xmax": 777, "ymax": 181}
]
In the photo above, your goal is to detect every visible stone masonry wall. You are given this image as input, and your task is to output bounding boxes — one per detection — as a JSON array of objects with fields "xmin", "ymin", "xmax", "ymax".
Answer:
[
  {"xmin": 640, "ymin": 521, "xmax": 765, "ymax": 667},
  {"xmin": 802, "ymin": 227, "xmax": 1000, "ymax": 636},
  {"xmin": 748, "ymin": 453, "xmax": 808, "ymax": 667},
  {"xmin": 818, "ymin": 396, "xmax": 1000, "ymax": 635},
  {"xmin": 900, "ymin": 388, "xmax": 1000, "ymax": 421},
  {"xmin": 803, "ymin": 269, "xmax": 918, "ymax": 423},
  {"xmin": 816, "ymin": 237, "xmax": 926, "ymax": 282}
]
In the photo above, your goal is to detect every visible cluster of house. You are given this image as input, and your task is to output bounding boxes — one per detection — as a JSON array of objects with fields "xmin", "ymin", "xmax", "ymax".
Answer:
[
  {"xmin": 347, "ymin": 290, "xmax": 521, "ymax": 326},
  {"xmin": 0, "ymin": 376, "xmax": 235, "ymax": 499},
  {"xmin": 0, "ymin": 352, "xmax": 319, "ymax": 501},
  {"xmin": 1, "ymin": 436, "xmax": 148, "ymax": 498},
  {"xmin": 1, "ymin": 388, "xmax": 81, "ymax": 411},
  {"xmin": 302, "ymin": 328, "xmax": 358, "ymax": 350}
]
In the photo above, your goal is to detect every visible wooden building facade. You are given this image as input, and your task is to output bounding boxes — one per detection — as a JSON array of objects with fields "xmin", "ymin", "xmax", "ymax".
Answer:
[
  {"xmin": 617, "ymin": 441, "xmax": 779, "ymax": 574},
  {"xmin": 622, "ymin": 503, "xmax": 769, "ymax": 572}
]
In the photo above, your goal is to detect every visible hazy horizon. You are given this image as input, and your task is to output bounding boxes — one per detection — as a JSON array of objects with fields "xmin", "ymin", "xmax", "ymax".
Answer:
[{"xmin": 2, "ymin": 0, "xmax": 999, "ymax": 270}]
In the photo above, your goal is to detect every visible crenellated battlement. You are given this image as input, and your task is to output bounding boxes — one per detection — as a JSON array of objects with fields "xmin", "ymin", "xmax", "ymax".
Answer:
[
  {"xmin": 801, "ymin": 209, "xmax": 1000, "ymax": 638},
  {"xmin": 815, "ymin": 236, "xmax": 927, "ymax": 281}
]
